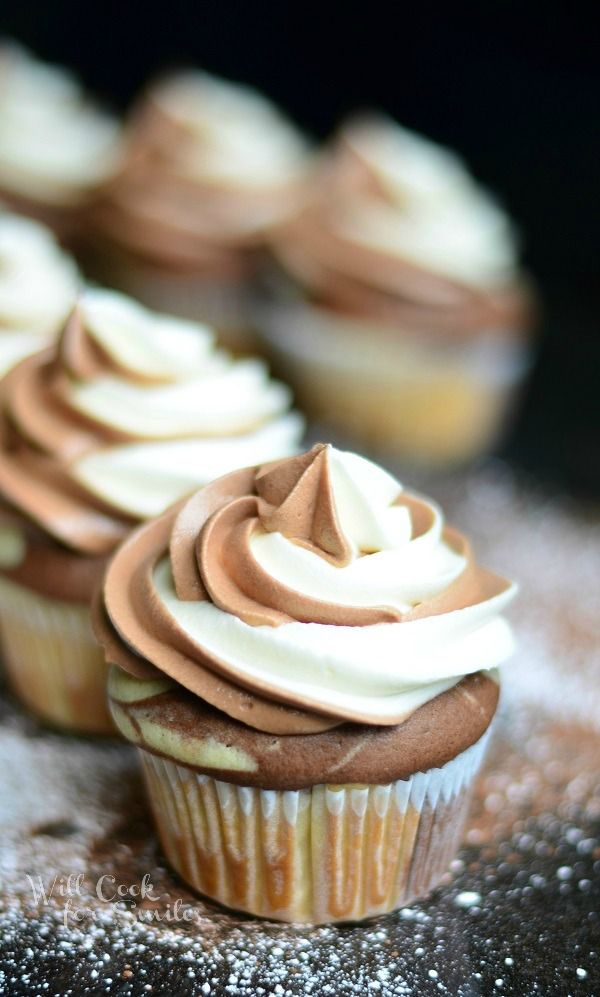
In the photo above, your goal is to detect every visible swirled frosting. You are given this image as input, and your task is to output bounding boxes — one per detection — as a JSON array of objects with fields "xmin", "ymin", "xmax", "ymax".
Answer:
[
  {"xmin": 96, "ymin": 444, "xmax": 516, "ymax": 736},
  {"xmin": 0, "ymin": 42, "xmax": 121, "ymax": 208},
  {"xmin": 0, "ymin": 212, "xmax": 80, "ymax": 376},
  {"xmin": 0, "ymin": 288, "xmax": 302, "ymax": 562},
  {"xmin": 93, "ymin": 71, "xmax": 309, "ymax": 271},
  {"xmin": 273, "ymin": 116, "xmax": 531, "ymax": 336}
]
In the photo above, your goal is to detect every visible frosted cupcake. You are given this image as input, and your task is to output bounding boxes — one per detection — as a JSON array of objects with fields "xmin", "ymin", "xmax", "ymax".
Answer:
[
  {"xmin": 95, "ymin": 443, "xmax": 516, "ymax": 922},
  {"xmin": 90, "ymin": 71, "xmax": 309, "ymax": 353},
  {"xmin": 263, "ymin": 116, "xmax": 535, "ymax": 464},
  {"xmin": 0, "ymin": 289, "xmax": 302, "ymax": 733},
  {"xmin": 0, "ymin": 41, "xmax": 121, "ymax": 244},
  {"xmin": 0, "ymin": 211, "xmax": 80, "ymax": 377}
]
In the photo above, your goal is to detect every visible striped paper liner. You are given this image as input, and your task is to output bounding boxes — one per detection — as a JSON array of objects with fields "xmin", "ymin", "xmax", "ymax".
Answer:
[
  {"xmin": 0, "ymin": 575, "xmax": 113, "ymax": 734},
  {"xmin": 140, "ymin": 728, "xmax": 490, "ymax": 923}
]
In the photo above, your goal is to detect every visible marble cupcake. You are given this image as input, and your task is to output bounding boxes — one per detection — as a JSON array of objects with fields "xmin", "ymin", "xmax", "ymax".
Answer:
[
  {"xmin": 0, "ymin": 289, "xmax": 302, "ymax": 733},
  {"xmin": 0, "ymin": 41, "xmax": 122, "ymax": 243},
  {"xmin": 263, "ymin": 116, "xmax": 535, "ymax": 464},
  {"xmin": 0, "ymin": 211, "xmax": 80, "ymax": 377},
  {"xmin": 91, "ymin": 71, "xmax": 309, "ymax": 353},
  {"xmin": 95, "ymin": 443, "xmax": 516, "ymax": 922}
]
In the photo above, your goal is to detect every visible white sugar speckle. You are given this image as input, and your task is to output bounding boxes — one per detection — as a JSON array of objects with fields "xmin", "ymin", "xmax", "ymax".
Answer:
[
  {"xmin": 455, "ymin": 891, "xmax": 482, "ymax": 908},
  {"xmin": 556, "ymin": 866, "xmax": 573, "ymax": 880}
]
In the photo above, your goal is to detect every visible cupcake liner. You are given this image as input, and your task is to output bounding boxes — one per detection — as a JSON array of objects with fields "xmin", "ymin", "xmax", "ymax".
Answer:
[
  {"xmin": 257, "ymin": 302, "xmax": 530, "ymax": 464},
  {"xmin": 139, "ymin": 728, "xmax": 490, "ymax": 923},
  {"xmin": 0, "ymin": 575, "xmax": 113, "ymax": 734}
]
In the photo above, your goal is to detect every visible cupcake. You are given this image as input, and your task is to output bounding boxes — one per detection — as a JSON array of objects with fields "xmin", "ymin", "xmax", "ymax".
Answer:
[
  {"xmin": 90, "ymin": 70, "xmax": 309, "ymax": 353},
  {"xmin": 0, "ymin": 41, "xmax": 122, "ymax": 244},
  {"xmin": 95, "ymin": 443, "xmax": 516, "ymax": 922},
  {"xmin": 0, "ymin": 288, "xmax": 302, "ymax": 733},
  {"xmin": 261, "ymin": 116, "xmax": 535, "ymax": 465},
  {"xmin": 0, "ymin": 211, "xmax": 80, "ymax": 378}
]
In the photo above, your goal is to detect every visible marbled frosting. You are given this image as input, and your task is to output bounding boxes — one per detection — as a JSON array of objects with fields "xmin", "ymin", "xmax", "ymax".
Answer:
[
  {"xmin": 272, "ymin": 116, "xmax": 532, "ymax": 337},
  {"xmin": 97, "ymin": 445, "xmax": 516, "ymax": 785},
  {"xmin": 94, "ymin": 71, "xmax": 309, "ymax": 273},
  {"xmin": 0, "ymin": 289, "xmax": 302, "ymax": 599}
]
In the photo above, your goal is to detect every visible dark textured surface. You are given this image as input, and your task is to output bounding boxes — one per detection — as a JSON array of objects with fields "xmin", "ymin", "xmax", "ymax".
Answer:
[{"xmin": 1, "ymin": 463, "xmax": 599, "ymax": 996}]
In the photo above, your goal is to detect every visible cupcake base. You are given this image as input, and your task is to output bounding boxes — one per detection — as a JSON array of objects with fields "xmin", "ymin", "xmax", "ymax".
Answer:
[
  {"xmin": 0, "ymin": 576, "xmax": 113, "ymax": 735},
  {"xmin": 258, "ymin": 303, "xmax": 530, "ymax": 466},
  {"xmin": 139, "ymin": 730, "xmax": 490, "ymax": 923}
]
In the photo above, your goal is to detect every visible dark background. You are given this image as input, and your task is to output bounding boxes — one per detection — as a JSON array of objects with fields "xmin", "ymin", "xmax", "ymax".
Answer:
[{"xmin": 3, "ymin": 2, "xmax": 599, "ymax": 496}]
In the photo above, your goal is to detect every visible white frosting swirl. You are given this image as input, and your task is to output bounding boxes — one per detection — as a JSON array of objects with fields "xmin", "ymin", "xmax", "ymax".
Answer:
[
  {"xmin": 336, "ymin": 117, "xmax": 518, "ymax": 288},
  {"xmin": 74, "ymin": 414, "xmax": 303, "ymax": 519},
  {"xmin": 0, "ymin": 42, "xmax": 121, "ymax": 204},
  {"xmin": 69, "ymin": 289, "xmax": 302, "ymax": 516},
  {"xmin": 153, "ymin": 447, "xmax": 516, "ymax": 721},
  {"xmin": 0, "ymin": 212, "xmax": 79, "ymax": 375}
]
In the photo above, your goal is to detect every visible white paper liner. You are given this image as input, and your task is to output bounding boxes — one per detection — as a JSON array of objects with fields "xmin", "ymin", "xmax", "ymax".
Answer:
[
  {"xmin": 0, "ymin": 575, "xmax": 112, "ymax": 733},
  {"xmin": 257, "ymin": 301, "xmax": 529, "ymax": 463},
  {"xmin": 140, "ymin": 727, "xmax": 491, "ymax": 923}
]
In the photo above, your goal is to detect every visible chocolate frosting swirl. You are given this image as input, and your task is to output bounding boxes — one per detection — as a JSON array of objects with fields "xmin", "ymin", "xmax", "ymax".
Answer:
[{"xmin": 95, "ymin": 444, "xmax": 516, "ymax": 735}]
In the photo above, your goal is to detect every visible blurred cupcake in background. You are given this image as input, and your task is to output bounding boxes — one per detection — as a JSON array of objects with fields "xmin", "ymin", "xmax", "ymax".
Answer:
[
  {"xmin": 0, "ymin": 211, "xmax": 80, "ymax": 377},
  {"xmin": 262, "ymin": 115, "xmax": 536, "ymax": 466},
  {"xmin": 90, "ymin": 71, "xmax": 310, "ymax": 354},
  {"xmin": 0, "ymin": 288, "xmax": 303, "ymax": 733},
  {"xmin": 0, "ymin": 41, "xmax": 122, "ymax": 245}
]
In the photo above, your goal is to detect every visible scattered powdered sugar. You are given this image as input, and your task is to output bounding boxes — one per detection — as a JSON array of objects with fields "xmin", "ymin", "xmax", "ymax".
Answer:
[
  {"xmin": 0, "ymin": 461, "xmax": 599, "ymax": 995},
  {"xmin": 442, "ymin": 460, "xmax": 600, "ymax": 731}
]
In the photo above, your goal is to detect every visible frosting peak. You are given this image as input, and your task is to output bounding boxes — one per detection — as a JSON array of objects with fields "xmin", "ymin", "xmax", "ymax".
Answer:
[
  {"xmin": 190, "ymin": 446, "xmax": 509, "ymax": 628},
  {"xmin": 255, "ymin": 444, "xmax": 352, "ymax": 566},
  {"xmin": 96, "ymin": 447, "xmax": 517, "ymax": 734}
]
